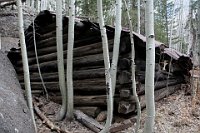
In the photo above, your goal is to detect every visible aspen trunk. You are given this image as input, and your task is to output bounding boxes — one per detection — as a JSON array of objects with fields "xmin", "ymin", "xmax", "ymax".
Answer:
[
  {"xmin": 111, "ymin": 0, "xmax": 122, "ymax": 96},
  {"xmin": 66, "ymin": 0, "xmax": 75, "ymax": 120},
  {"xmin": 56, "ymin": 0, "xmax": 67, "ymax": 121},
  {"xmin": 16, "ymin": 0, "xmax": 37, "ymax": 132},
  {"xmin": 123, "ymin": 0, "xmax": 141, "ymax": 132},
  {"xmin": 137, "ymin": 0, "xmax": 141, "ymax": 34},
  {"xmin": 97, "ymin": 0, "xmax": 113, "ymax": 132},
  {"xmin": 144, "ymin": 0, "xmax": 155, "ymax": 132}
]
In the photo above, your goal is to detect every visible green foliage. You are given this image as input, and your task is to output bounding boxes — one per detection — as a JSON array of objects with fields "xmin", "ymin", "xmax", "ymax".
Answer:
[{"xmin": 154, "ymin": 0, "xmax": 168, "ymax": 44}]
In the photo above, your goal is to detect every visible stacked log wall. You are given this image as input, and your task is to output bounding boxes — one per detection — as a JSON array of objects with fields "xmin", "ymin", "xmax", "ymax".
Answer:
[{"xmin": 7, "ymin": 11, "xmax": 191, "ymax": 118}]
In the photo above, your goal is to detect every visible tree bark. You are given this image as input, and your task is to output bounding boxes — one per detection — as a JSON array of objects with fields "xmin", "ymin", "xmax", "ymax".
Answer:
[
  {"xmin": 66, "ymin": 0, "xmax": 75, "ymax": 120},
  {"xmin": 97, "ymin": 0, "xmax": 113, "ymax": 132},
  {"xmin": 144, "ymin": 0, "xmax": 156, "ymax": 132},
  {"xmin": 56, "ymin": 0, "xmax": 67, "ymax": 121},
  {"xmin": 16, "ymin": 0, "xmax": 36, "ymax": 132}
]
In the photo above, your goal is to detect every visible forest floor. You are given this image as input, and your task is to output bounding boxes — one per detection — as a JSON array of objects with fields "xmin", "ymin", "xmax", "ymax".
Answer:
[
  {"xmin": 1, "ymin": 7, "xmax": 200, "ymax": 133},
  {"xmin": 33, "ymin": 82, "xmax": 200, "ymax": 133}
]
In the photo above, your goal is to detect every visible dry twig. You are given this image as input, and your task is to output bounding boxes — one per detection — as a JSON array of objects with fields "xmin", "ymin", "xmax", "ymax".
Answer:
[{"xmin": 33, "ymin": 102, "xmax": 71, "ymax": 133}]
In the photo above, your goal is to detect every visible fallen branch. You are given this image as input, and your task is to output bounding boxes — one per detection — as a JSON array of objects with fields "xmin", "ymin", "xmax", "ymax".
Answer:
[
  {"xmin": 110, "ymin": 117, "xmax": 136, "ymax": 133},
  {"xmin": 74, "ymin": 110, "xmax": 104, "ymax": 133},
  {"xmin": 33, "ymin": 102, "xmax": 71, "ymax": 133}
]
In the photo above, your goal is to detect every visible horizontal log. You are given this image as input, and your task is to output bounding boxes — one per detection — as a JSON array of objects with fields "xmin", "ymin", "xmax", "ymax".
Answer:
[
  {"xmin": 139, "ymin": 84, "xmax": 181, "ymax": 109},
  {"xmin": 21, "ymin": 79, "xmax": 121, "ymax": 94},
  {"xmin": 117, "ymin": 84, "xmax": 182, "ymax": 114},
  {"xmin": 118, "ymin": 70, "xmax": 178, "ymax": 84},
  {"xmin": 34, "ymin": 31, "xmax": 101, "ymax": 50},
  {"xmin": 18, "ymin": 39, "xmax": 114, "ymax": 65},
  {"xmin": 75, "ymin": 107, "xmax": 101, "ymax": 118},
  {"xmin": 137, "ymin": 78, "xmax": 184, "ymax": 95},
  {"xmin": 27, "ymin": 35, "xmax": 102, "ymax": 57},
  {"xmin": 18, "ymin": 68, "xmax": 106, "ymax": 81},
  {"xmin": 50, "ymin": 95, "xmax": 120, "ymax": 106},
  {"xmin": 17, "ymin": 53, "xmax": 112, "ymax": 72}
]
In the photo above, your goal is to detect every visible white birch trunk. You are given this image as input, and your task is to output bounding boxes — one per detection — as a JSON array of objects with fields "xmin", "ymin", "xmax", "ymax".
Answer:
[
  {"xmin": 97, "ymin": 0, "xmax": 113, "ymax": 132},
  {"xmin": 144, "ymin": 0, "xmax": 155, "ymax": 132},
  {"xmin": 41, "ymin": 0, "xmax": 48, "ymax": 10},
  {"xmin": 16, "ymin": 0, "xmax": 37, "ymax": 132},
  {"xmin": 66, "ymin": 0, "xmax": 75, "ymax": 120},
  {"xmin": 187, "ymin": 0, "xmax": 193, "ymax": 55},
  {"xmin": 35, "ymin": 0, "xmax": 40, "ymax": 13},
  {"xmin": 137, "ymin": 0, "xmax": 141, "ymax": 34},
  {"xmin": 169, "ymin": 1, "xmax": 176, "ymax": 48},
  {"xmin": 65, "ymin": 0, "xmax": 69, "ymax": 15},
  {"xmin": 56, "ymin": 0, "xmax": 67, "ymax": 120},
  {"xmin": 26, "ymin": 0, "xmax": 31, "ymax": 6},
  {"xmin": 31, "ymin": 0, "xmax": 34, "ymax": 8},
  {"xmin": 0, "ymin": 34, "xmax": 1, "ymax": 50},
  {"xmin": 123, "ymin": 1, "xmax": 141, "ymax": 132},
  {"xmin": 111, "ymin": 0, "xmax": 122, "ymax": 96}
]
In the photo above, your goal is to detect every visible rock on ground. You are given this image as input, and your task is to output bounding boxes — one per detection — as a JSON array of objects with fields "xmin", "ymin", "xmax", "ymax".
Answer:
[{"xmin": 0, "ymin": 51, "xmax": 35, "ymax": 133}]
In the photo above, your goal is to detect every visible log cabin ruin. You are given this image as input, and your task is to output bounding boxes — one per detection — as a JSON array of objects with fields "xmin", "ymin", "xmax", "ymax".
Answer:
[{"xmin": 8, "ymin": 10, "xmax": 193, "ymax": 118}]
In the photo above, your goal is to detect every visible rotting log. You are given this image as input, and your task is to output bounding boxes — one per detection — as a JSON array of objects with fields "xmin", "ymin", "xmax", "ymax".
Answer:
[
  {"xmin": 139, "ymin": 84, "xmax": 181, "ymax": 109},
  {"xmin": 75, "ymin": 107, "xmax": 101, "ymax": 118},
  {"xmin": 117, "ymin": 84, "xmax": 182, "ymax": 114},
  {"xmin": 16, "ymin": 53, "xmax": 112, "ymax": 72},
  {"xmin": 118, "ymin": 70, "xmax": 177, "ymax": 84},
  {"xmin": 74, "ymin": 110, "xmax": 103, "ymax": 133},
  {"xmin": 118, "ymin": 78, "xmax": 184, "ymax": 98},
  {"xmin": 50, "ymin": 95, "xmax": 120, "ymax": 106},
  {"xmin": 20, "ymin": 79, "xmax": 121, "ymax": 94},
  {"xmin": 137, "ymin": 78, "xmax": 184, "ymax": 95},
  {"xmin": 27, "ymin": 35, "xmax": 102, "ymax": 54},
  {"xmin": 18, "ymin": 68, "xmax": 106, "ymax": 81},
  {"xmin": 18, "ymin": 39, "xmax": 114, "ymax": 65}
]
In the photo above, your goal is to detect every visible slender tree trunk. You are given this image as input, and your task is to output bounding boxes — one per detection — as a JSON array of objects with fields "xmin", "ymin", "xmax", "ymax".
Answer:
[
  {"xmin": 31, "ymin": 0, "xmax": 34, "ymax": 8},
  {"xmin": 179, "ymin": 0, "xmax": 184, "ymax": 53},
  {"xmin": 26, "ymin": 0, "xmax": 31, "ymax": 6},
  {"xmin": 123, "ymin": 1, "xmax": 141, "ymax": 132},
  {"xmin": 41, "ymin": 0, "xmax": 48, "ymax": 10},
  {"xmin": 65, "ymin": 0, "xmax": 69, "ymax": 15},
  {"xmin": 187, "ymin": 0, "xmax": 193, "ymax": 55},
  {"xmin": 97, "ymin": 1, "xmax": 113, "ymax": 132},
  {"xmin": 35, "ymin": 0, "xmax": 40, "ymax": 13},
  {"xmin": 144, "ymin": 0, "xmax": 155, "ymax": 132},
  {"xmin": 111, "ymin": 0, "xmax": 122, "ymax": 96},
  {"xmin": 0, "ymin": 34, "xmax": 1, "ymax": 50},
  {"xmin": 197, "ymin": 0, "xmax": 200, "ymax": 66},
  {"xmin": 16, "ymin": 0, "xmax": 37, "ymax": 132},
  {"xmin": 56, "ymin": 0, "xmax": 67, "ymax": 121},
  {"xmin": 66, "ymin": 0, "xmax": 75, "ymax": 120},
  {"xmin": 169, "ymin": 1, "xmax": 176, "ymax": 48},
  {"xmin": 137, "ymin": 0, "xmax": 141, "ymax": 34}
]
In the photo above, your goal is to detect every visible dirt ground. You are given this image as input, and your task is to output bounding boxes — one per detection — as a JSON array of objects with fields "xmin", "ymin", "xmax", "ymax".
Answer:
[{"xmin": 33, "ymin": 85, "xmax": 200, "ymax": 133}]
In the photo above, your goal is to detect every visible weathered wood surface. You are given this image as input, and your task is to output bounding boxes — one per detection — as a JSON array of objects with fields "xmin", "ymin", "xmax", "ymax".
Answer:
[
  {"xmin": 18, "ymin": 40, "xmax": 114, "ymax": 65},
  {"xmin": 75, "ymin": 107, "xmax": 101, "ymax": 118},
  {"xmin": 18, "ymin": 68, "xmax": 106, "ymax": 81},
  {"xmin": 17, "ymin": 53, "xmax": 112, "ymax": 72},
  {"xmin": 74, "ymin": 110, "xmax": 103, "ymax": 133}
]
